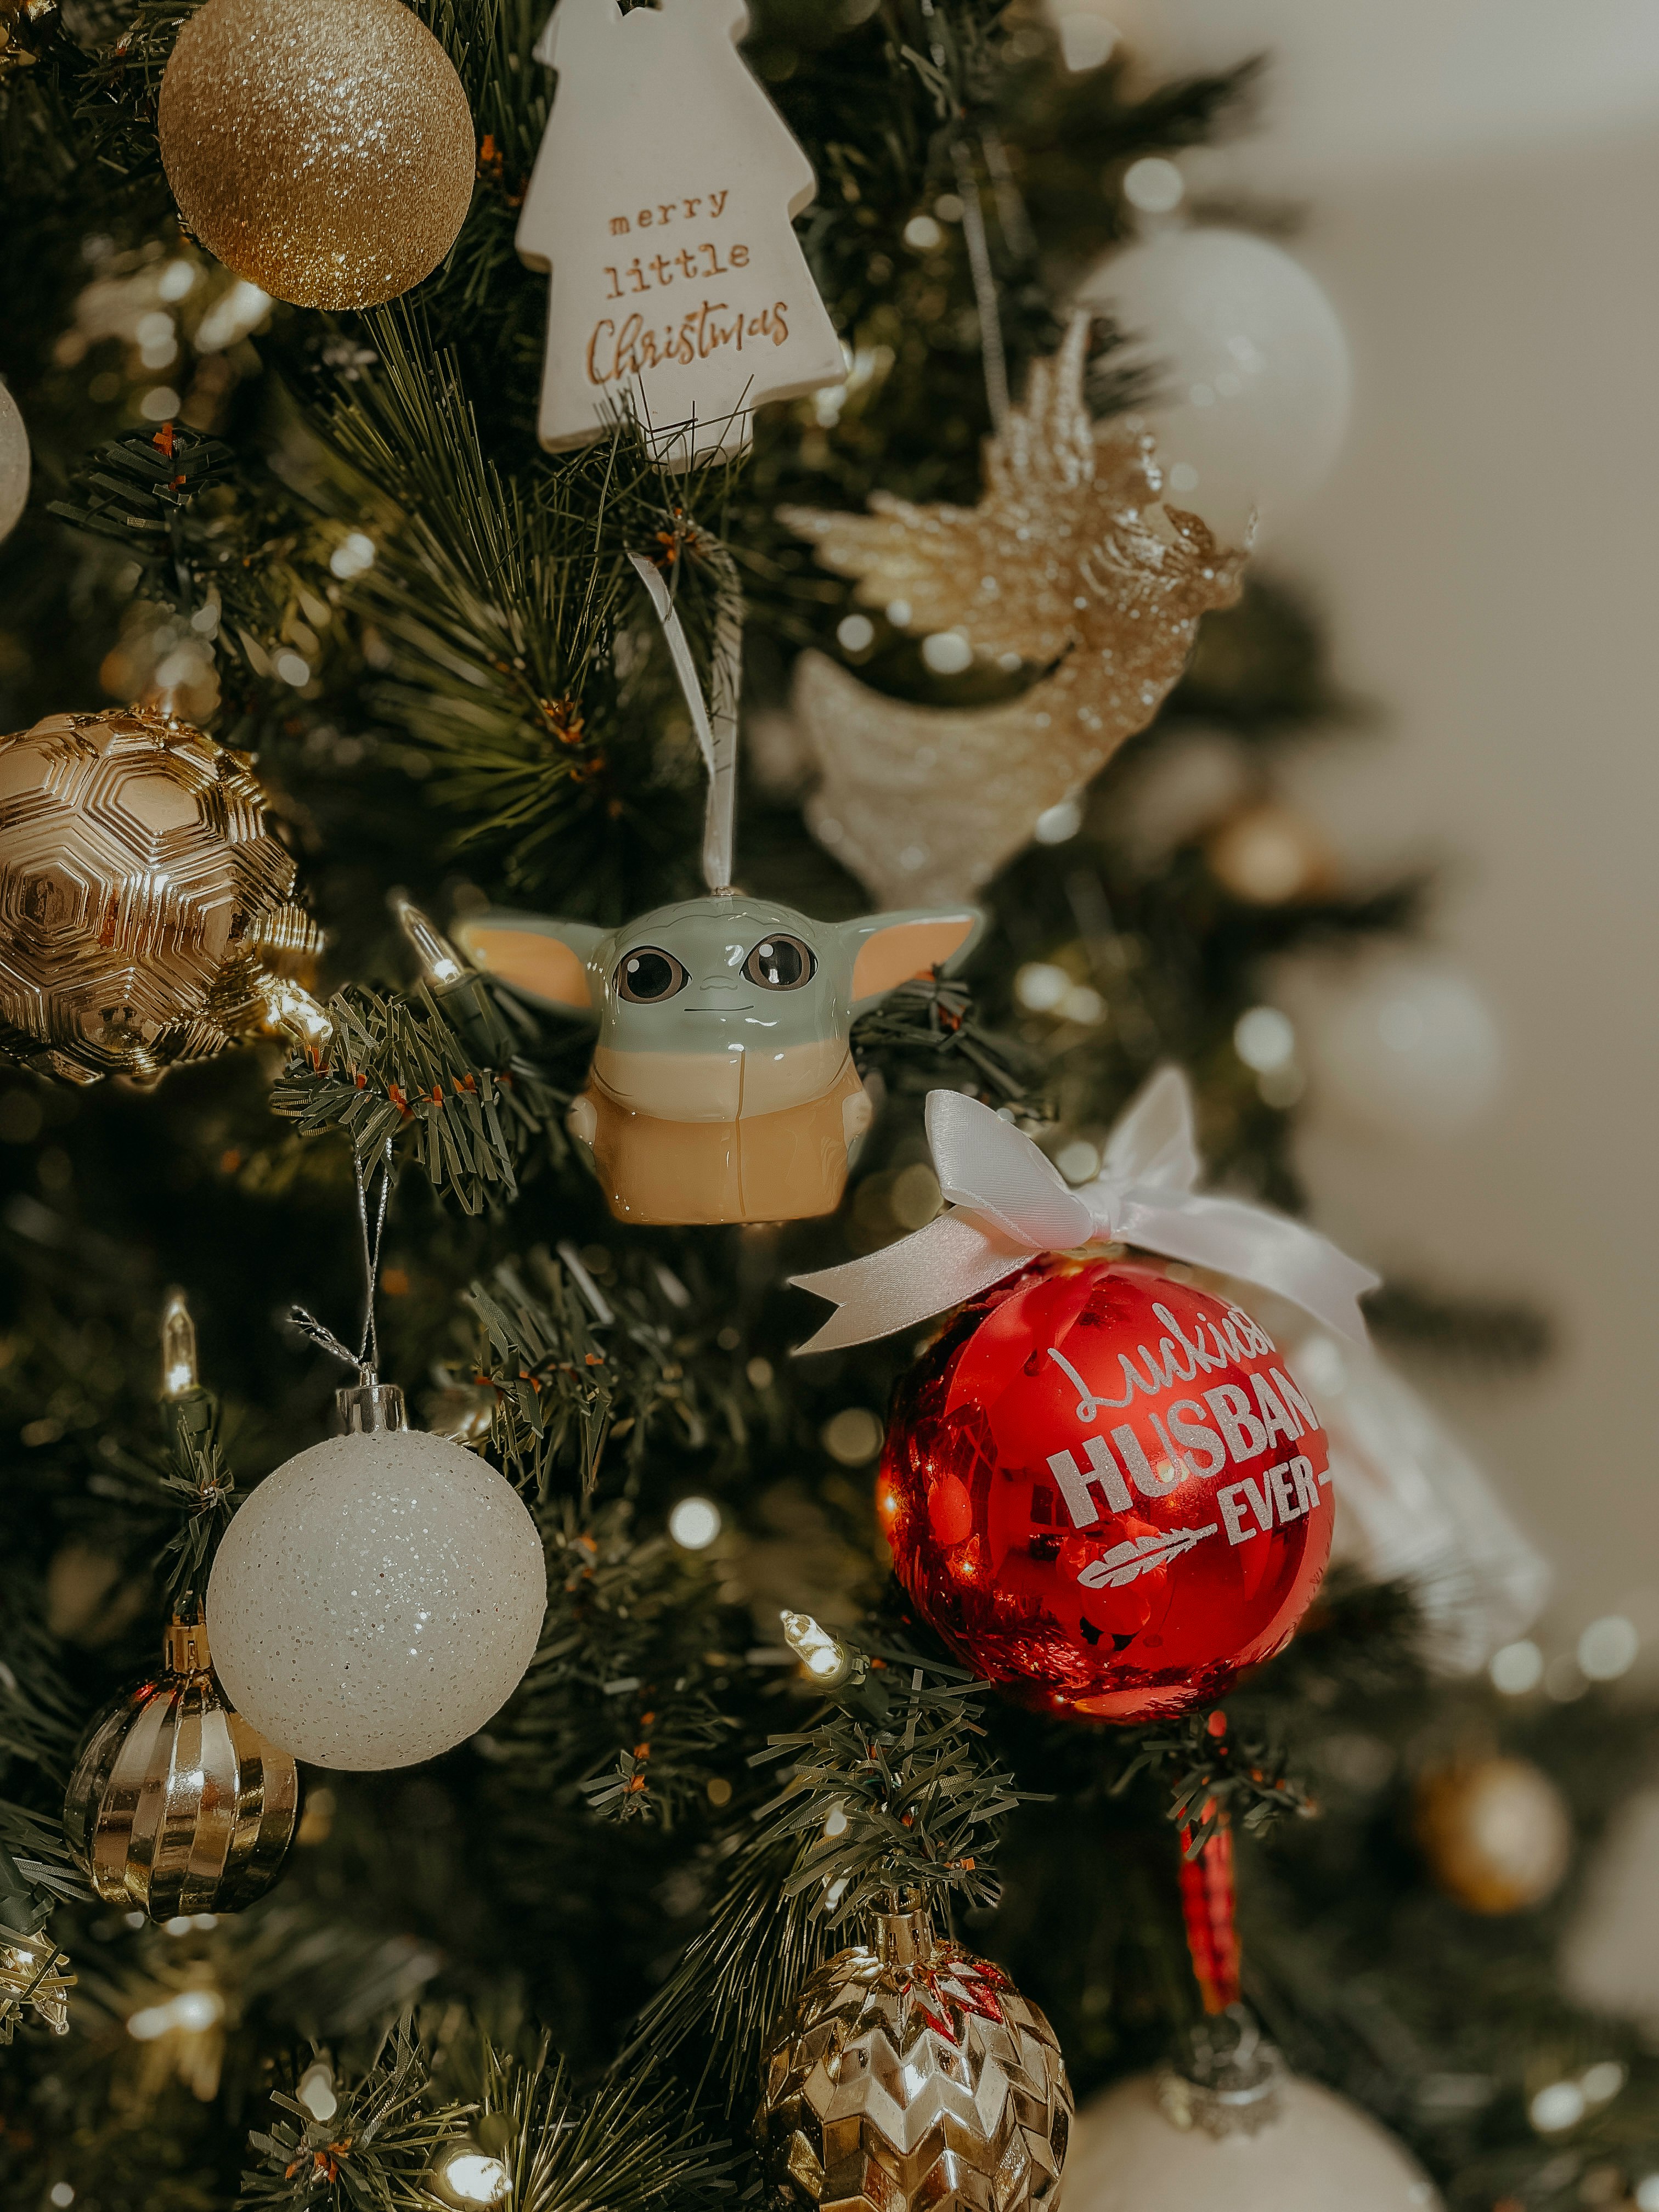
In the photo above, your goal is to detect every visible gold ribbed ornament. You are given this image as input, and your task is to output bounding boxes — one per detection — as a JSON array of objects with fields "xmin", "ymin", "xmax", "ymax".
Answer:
[
  {"xmin": 757, "ymin": 1900, "xmax": 1071, "ymax": 2212},
  {"xmin": 0, "ymin": 706, "xmax": 329, "ymax": 1085},
  {"xmin": 63, "ymin": 1617, "xmax": 301, "ymax": 1921},
  {"xmin": 781, "ymin": 313, "xmax": 1244, "ymax": 906},
  {"xmin": 157, "ymin": 0, "xmax": 476, "ymax": 311}
]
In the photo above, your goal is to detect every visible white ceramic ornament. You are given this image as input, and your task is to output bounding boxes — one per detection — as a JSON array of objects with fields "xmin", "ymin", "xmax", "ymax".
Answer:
[
  {"xmin": 0, "ymin": 383, "xmax": 30, "ymax": 546},
  {"xmin": 1561, "ymin": 1787, "xmax": 1659, "ymax": 2034},
  {"xmin": 206, "ymin": 1386, "xmax": 546, "ymax": 1770},
  {"xmin": 1075, "ymin": 228, "xmax": 1351, "ymax": 545},
  {"xmin": 1068, "ymin": 2066, "xmax": 1439, "ymax": 2212},
  {"xmin": 516, "ymin": 0, "xmax": 844, "ymax": 466}
]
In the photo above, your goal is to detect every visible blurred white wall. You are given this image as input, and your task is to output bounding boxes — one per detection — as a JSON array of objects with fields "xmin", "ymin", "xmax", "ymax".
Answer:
[{"xmin": 1087, "ymin": 4, "xmax": 1659, "ymax": 1663}]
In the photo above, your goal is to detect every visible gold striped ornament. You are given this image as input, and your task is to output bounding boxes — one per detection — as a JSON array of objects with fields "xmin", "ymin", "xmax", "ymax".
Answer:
[{"xmin": 63, "ymin": 1617, "xmax": 300, "ymax": 1920}]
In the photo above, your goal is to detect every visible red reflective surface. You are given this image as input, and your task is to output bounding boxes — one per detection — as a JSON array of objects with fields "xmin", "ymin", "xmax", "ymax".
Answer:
[{"xmin": 879, "ymin": 1258, "xmax": 1332, "ymax": 1722}]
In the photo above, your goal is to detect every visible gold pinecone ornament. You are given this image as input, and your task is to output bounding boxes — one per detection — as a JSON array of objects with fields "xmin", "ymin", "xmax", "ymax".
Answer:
[
  {"xmin": 63, "ymin": 1617, "xmax": 301, "ymax": 1921},
  {"xmin": 757, "ymin": 1898, "xmax": 1071, "ymax": 2212},
  {"xmin": 0, "ymin": 706, "xmax": 328, "ymax": 1084}
]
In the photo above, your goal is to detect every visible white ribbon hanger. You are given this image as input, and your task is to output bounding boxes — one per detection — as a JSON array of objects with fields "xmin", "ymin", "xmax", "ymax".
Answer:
[
  {"xmin": 791, "ymin": 1065, "xmax": 1379, "ymax": 1355},
  {"xmin": 627, "ymin": 544, "xmax": 741, "ymax": 894}
]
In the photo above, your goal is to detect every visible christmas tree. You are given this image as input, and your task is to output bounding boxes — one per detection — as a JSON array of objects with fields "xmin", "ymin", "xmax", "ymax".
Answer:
[{"xmin": 1, "ymin": 4, "xmax": 1651, "ymax": 2209}]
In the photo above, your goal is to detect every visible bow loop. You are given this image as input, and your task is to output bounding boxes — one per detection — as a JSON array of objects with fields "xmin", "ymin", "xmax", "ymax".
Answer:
[
  {"xmin": 926, "ymin": 1091, "xmax": 1096, "ymax": 1252},
  {"xmin": 791, "ymin": 1064, "xmax": 1379, "ymax": 1356}
]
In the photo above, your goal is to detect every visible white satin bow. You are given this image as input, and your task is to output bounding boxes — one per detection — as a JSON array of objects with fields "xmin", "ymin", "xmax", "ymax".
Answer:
[{"xmin": 791, "ymin": 1065, "xmax": 1379, "ymax": 1354}]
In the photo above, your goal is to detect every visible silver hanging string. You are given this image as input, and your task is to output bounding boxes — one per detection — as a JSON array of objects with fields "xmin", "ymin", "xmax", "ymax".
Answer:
[
  {"xmin": 627, "ymin": 528, "xmax": 743, "ymax": 893},
  {"xmin": 289, "ymin": 1139, "xmax": 394, "ymax": 1384},
  {"xmin": 952, "ymin": 134, "xmax": 1009, "ymax": 432},
  {"xmin": 979, "ymin": 122, "xmax": 1037, "ymax": 265}
]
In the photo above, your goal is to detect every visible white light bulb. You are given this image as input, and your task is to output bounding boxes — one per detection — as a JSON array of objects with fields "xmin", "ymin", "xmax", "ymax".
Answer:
[
  {"xmin": 296, "ymin": 2059, "xmax": 339, "ymax": 2122},
  {"xmin": 781, "ymin": 1610, "xmax": 849, "ymax": 1684},
  {"xmin": 438, "ymin": 2149, "xmax": 511, "ymax": 2206},
  {"xmin": 668, "ymin": 1496, "xmax": 721, "ymax": 1551}
]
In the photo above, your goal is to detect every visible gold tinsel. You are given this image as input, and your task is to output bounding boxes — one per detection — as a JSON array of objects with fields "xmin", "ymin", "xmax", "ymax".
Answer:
[
  {"xmin": 0, "ymin": 1927, "xmax": 73, "ymax": 2041},
  {"xmin": 157, "ymin": 0, "xmax": 476, "ymax": 312},
  {"xmin": 781, "ymin": 313, "xmax": 1244, "ymax": 906}
]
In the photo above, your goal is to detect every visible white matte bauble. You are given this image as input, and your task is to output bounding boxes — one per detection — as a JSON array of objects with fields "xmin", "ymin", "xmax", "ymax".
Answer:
[
  {"xmin": 1075, "ymin": 228, "xmax": 1351, "ymax": 545},
  {"xmin": 1297, "ymin": 952, "xmax": 1504, "ymax": 1142},
  {"xmin": 1067, "ymin": 2069, "xmax": 1438, "ymax": 2212},
  {"xmin": 207, "ymin": 1423, "xmax": 546, "ymax": 1771},
  {"xmin": 0, "ymin": 383, "xmax": 29, "ymax": 545}
]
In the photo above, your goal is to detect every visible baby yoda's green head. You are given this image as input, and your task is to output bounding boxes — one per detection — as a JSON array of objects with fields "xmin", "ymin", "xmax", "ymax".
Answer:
[{"xmin": 453, "ymin": 892, "xmax": 981, "ymax": 1058}]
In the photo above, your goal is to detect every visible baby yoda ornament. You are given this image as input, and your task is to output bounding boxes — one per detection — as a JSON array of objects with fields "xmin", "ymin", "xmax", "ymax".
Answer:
[{"xmin": 454, "ymin": 896, "xmax": 980, "ymax": 1224}]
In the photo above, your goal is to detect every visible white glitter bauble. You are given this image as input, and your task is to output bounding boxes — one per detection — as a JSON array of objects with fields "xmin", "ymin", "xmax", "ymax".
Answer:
[
  {"xmin": 206, "ymin": 1425, "xmax": 546, "ymax": 1770},
  {"xmin": 1068, "ymin": 2069, "xmax": 1438, "ymax": 2212},
  {"xmin": 1075, "ymin": 228, "xmax": 1351, "ymax": 545},
  {"xmin": 0, "ymin": 383, "xmax": 29, "ymax": 546}
]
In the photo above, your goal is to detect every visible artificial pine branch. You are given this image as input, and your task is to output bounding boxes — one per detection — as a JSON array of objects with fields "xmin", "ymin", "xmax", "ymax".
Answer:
[
  {"xmin": 270, "ymin": 982, "xmax": 573, "ymax": 1217},
  {"xmin": 487, "ymin": 1500, "xmax": 741, "ymax": 1829},
  {"xmin": 467, "ymin": 1248, "xmax": 759, "ymax": 1498}
]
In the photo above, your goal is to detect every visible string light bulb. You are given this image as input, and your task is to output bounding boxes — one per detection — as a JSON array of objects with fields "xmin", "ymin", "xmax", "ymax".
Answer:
[
  {"xmin": 432, "ymin": 2143, "xmax": 511, "ymax": 2207},
  {"xmin": 296, "ymin": 2057, "xmax": 338, "ymax": 2122},
  {"xmin": 160, "ymin": 1288, "xmax": 198, "ymax": 1399},
  {"xmin": 780, "ymin": 1609, "xmax": 850, "ymax": 1685},
  {"xmin": 391, "ymin": 892, "xmax": 518, "ymax": 1065},
  {"xmin": 392, "ymin": 893, "xmax": 467, "ymax": 986}
]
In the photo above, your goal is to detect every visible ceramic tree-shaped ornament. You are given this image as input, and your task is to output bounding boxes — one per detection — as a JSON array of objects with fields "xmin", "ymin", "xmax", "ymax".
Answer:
[
  {"xmin": 454, "ymin": 897, "xmax": 981, "ymax": 1224},
  {"xmin": 517, "ymin": 0, "xmax": 845, "ymax": 467}
]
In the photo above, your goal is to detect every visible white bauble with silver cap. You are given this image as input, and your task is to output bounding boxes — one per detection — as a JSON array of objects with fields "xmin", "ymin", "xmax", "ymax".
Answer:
[
  {"xmin": 1075, "ymin": 226, "xmax": 1351, "ymax": 546},
  {"xmin": 1067, "ymin": 2015, "xmax": 1439, "ymax": 2212},
  {"xmin": 206, "ymin": 1381, "xmax": 546, "ymax": 1771}
]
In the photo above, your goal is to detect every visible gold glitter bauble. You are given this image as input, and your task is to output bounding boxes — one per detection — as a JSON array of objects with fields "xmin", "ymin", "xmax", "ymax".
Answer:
[
  {"xmin": 157, "ymin": 0, "xmax": 476, "ymax": 311},
  {"xmin": 0, "ymin": 706, "xmax": 328, "ymax": 1085},
  {"xmin": 757, "ymin": 1900, "xmax": 1071, "ymax": 2212},
  {"xmin": 781, "ymin": 313, "xmax": 1244, "ymax": 907},
  {"xmin": 1414, "ymin": 1757, "xmax": 1573, "ymax": 1916},
  {"xmin": 1206, "ymin": 800, "xmax": 1335, "ymax": 905},
  {"xmin": 64, "ymin": 1618, "xmax": 300, "ymax": 1922}
]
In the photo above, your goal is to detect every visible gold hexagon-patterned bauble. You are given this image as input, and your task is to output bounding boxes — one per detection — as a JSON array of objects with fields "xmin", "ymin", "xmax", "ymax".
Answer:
[
  {"xmin": 757, "ymin": 1901, "xmax": 1071, "ymax": 2212},
  {"xmin": 63, "ymin": 1617, "xmax": 301, "ymax": 1922},
  {"xmin": 0, "ymin": 706, "xmax": 328, "ymax": 1085}
]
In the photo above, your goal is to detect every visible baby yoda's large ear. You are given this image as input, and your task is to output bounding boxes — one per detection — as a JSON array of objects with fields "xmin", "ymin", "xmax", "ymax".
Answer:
[
  {"xmin": 452, "ymin": 911, "xmax": 607, "ymax": 1020},
  {"xmin": 844, "ymin": 907, "xmax": 983, "ymax": 1010}
]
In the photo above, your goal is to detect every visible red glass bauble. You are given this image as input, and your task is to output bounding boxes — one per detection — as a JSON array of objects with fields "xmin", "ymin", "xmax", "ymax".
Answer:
[{"xmin": 879, "ymin": 1257, "xmax": 1333, "ymax": 1722}]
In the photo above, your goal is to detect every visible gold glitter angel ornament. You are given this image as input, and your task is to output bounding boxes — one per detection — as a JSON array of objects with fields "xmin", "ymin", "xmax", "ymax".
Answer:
[{"xmin": 781, "ymin": 313, "xmax": 1246, "ymax": 907}]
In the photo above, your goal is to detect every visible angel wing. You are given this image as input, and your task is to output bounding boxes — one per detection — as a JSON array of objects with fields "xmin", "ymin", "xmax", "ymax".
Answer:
[{"xmin": 781, "ymin": 314, "xmax": 1244, "ymax": 668}]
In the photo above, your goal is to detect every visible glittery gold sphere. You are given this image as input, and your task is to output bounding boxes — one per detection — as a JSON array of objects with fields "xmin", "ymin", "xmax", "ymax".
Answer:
[
  {"xmin": 1414, "ymin": 1757, "xmax": 1573, "ymax": 1916},
  {"xmin": 0, "ymin": 707, "xmax": 325, "ymax": 1085},
  {"xmin": 157, "ymin": 0, "xmax": 477, "ymax": 312}
]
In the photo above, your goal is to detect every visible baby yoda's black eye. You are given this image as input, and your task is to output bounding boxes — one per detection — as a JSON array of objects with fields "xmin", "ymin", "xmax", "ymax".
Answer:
[
  {"xmin": 616, "ymin": 947, "xmax": 689, "ymax": 1004},
  {"xmin": 743, "ymin": 935, "xmax": 815, "ymax": 991}
]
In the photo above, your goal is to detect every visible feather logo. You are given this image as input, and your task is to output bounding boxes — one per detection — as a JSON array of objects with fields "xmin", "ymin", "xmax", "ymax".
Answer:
[{"xmin": 1076, "ymin": 1523, "xmax": 1220, "ymax": 1589}]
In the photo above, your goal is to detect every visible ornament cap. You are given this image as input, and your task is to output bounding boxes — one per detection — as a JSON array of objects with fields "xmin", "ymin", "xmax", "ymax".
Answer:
[
  {"xmin": 1158, "ymin": 2006, "xmax": 1286, "ymax": 2138},
  {"xmin": 163, "ymin": 1617, "xmax": 212, "ymax": 1676},
  {"xmin": 871, "ymin": 1893, "xmax": 935, "ymax": 1968},
  {"xmin": 336, "ymin": 1381, "xmax": 409, "ymax": 1435}
]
